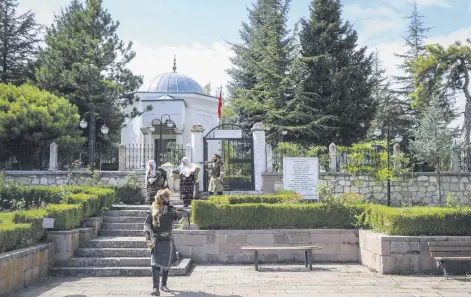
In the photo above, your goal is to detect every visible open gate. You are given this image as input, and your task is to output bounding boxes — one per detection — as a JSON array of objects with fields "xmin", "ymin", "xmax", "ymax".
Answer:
[{"xmin": 203, "ymin": 124, "xmax": 255, "ymax": 192}]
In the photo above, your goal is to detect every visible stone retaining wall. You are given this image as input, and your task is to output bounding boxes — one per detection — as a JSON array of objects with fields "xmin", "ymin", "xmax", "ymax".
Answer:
[
  {"xmin": 0, "ymin": 243, "xmax": 53, "ymax": 295},
  {"xmin": 172, "ymin": 229, "xmax": 359, "ymax": 264},
  {"xmin": 359, "ymin": 230, "xmax": 471, "ymax": 274},
  {"xmin": 263, "ymin": 172, "xmax": 471, "ymax": 205}
]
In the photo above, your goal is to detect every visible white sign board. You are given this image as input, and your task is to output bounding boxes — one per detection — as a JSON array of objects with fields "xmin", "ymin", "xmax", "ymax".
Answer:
[
  {"xmin": 42, "ymin": 218, "xmax": 55, "ymax": 229},
  {"xmin": 283, "ymin": 157, "xmax": 319, "ymax": 200},
  {"xmin": 214, "ymin": 130, "xmax": 242, "ymax": 139}
]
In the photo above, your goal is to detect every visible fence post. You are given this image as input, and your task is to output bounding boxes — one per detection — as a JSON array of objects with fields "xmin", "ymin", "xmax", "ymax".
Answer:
[
  {"xmin": 185, "ymin": 143, "xmax": 192, "ymax": 162},
  {"xmin": 393, "ymin": 143, "xmax": 401, "ymax": 171},
  {"xmin": 191, "ymin": 125, "xmax": 205, "ymax": 191},
  {"xmin": 451, "ymin": 141, "xmax": 460, "ymax": 173},
  {"xmin": 252, "ymin": 122, "xmax": 266, "ymax": 192},
  {"xmin": 118, "ymin": 143, "xmax": 126, "ymax": 171},
  {"xmin": 48, "ymin": 142, "xmax": 58, "ymax": 171},
  {"xmin": 329, "ymin": 142, "xmax": 337, "ymax": 172}
]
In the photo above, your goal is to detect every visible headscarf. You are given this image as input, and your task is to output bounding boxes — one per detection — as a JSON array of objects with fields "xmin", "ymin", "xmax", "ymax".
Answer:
[
  {"xmin": 145, "ymin": 160, "xmax": 157, "ymax": 187},
  {"xmin": 213, "ymin": 154, "xmax": 222, "ymax": 163},
  {"xmin": 151, "ymin": 188, "xmax": 172, "ymax": 228},
  {"xmin": 180, "ymin": 157, "xmax": 197, "ymax": 177}
]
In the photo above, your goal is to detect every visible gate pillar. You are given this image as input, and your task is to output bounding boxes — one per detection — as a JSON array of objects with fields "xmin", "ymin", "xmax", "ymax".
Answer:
[
  {"xmin": 252, "ymin": 122, "xmax": 266, "ymax": 192},
  {"xmin": 190, "ymin": 125, "xmax": 205, "ymax": 191}
]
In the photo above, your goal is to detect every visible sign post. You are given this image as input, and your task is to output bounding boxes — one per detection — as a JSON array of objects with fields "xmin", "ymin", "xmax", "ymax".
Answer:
[{"xmin": 283, "ymin": 157, "xmax": 319, "ymax": 200}]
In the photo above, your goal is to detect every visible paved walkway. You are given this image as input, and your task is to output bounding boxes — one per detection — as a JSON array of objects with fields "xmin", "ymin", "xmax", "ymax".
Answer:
[{"xmin": 13, "ymin": 264, "xmax": 471, "ymax": 297}]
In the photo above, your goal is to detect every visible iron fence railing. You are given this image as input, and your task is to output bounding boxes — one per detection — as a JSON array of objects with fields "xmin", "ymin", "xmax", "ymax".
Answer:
[{"xmin": 0, "ymin": 142, "xmax": 50, "ymax": 171}]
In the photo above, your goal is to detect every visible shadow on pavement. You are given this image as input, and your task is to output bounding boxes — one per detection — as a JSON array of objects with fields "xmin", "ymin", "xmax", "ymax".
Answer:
[{"xmin": 169, "ymin": 291, "xmax": 242, "ymax": 297}]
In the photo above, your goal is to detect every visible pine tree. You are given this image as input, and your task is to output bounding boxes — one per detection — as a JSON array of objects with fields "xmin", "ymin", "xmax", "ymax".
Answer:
[
  {"xmin": 410, "ymin": 94, "xmax": 457, "ymax": 200},
  {"xmin": 0, "ymin": 0, "xmax": 42, "ymax": 85},
  {"xmin": 394, "ymin": 0, "xmax": 431, "ymax": 97},
  {"xmin": 35, "ymin": 0, "xmax": 146, "ymax": 142},
  {"xmin": 226, "ymin": 0, "xmax": 293, "ymax": 135},
  {"xmin": 299, "ymin": 0, "xmax": 376, "ymax": 145}
]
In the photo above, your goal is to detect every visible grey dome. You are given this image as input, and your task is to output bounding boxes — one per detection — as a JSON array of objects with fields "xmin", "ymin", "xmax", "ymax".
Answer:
[{"xmin": 147, "ymin": 72, "xmax": 205, "ymax": 94}]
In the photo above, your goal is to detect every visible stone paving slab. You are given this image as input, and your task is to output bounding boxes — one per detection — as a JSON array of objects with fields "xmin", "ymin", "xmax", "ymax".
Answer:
[{"xmin": 10, "ymin": 264, "xmax": 471, "ymax": 297}]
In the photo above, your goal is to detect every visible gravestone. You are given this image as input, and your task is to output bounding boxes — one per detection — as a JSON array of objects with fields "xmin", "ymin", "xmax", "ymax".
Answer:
[{"xmin": 283, "ymin": 157, "xmax": 319, "ymax": 200}]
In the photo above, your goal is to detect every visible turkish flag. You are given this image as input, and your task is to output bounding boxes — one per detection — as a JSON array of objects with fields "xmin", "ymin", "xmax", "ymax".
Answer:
[{"xmin": 217, "ymin": 89, "xmax": 223, "ymax": 118}]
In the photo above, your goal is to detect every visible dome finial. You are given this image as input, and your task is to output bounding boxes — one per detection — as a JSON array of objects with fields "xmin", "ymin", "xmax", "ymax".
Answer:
[{"xmin": 172, "ymin": 55, "xmax": 177, "ymax": 72}]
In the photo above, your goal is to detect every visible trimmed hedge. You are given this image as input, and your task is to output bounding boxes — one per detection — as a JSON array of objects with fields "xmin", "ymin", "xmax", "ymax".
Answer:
[
  {"xmin": 208, "ymin": 193, "xmax": 302, "ymax": 205},
  {"xmin": 65, "ymin": 193, "xmax": 100, "ymax": 218},
  {"xmin": 0, "ymin": 223, "xmax": 33, "ymax": 253},
  {"xmin": 192, "ymin": 200, "xmax": 361, "ymax": 229},
  {"xmin": 14, "ymin": 204, "xmax": 83, "ymax": 232},
  {"xmin": 193, "ymin": 199, "xmax": 471, "ymax": 236},
  {"xmin": 62, "ymin": 186, "xmax": 115, "ymax": 210}
]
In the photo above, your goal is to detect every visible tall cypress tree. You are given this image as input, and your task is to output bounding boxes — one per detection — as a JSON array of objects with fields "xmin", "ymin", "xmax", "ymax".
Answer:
[
  {"xmin": 226, "ymin": 0, "xmax": 293, "ymax": 135},
  {"xmin": 0, "ymin": 0, "xmax": 42, "ymax": 85},
  {"xmin": 299, "ymin": 0, "xmax": 376, "ymax": 145}
]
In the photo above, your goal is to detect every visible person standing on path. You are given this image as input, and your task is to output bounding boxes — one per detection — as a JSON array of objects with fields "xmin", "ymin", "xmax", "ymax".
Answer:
[
  {"xmin": 143, "ymin": 188, "xmax": 179, "ymax": 296},
  {"xmin": 172, "ymin": 157, "xmax": 200, "ymax": 207},
  {"xmin": 144, "ymin": 160, "xmax": 168, "ymax": 204},
  {"xmin": 205, "ymin": 153, "xmax": 225, "ymax": 195}
]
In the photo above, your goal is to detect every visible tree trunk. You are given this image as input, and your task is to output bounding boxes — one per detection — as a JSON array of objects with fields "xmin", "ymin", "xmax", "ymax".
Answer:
[{"xmin": 460, "ymin": 58, "xmax": 471, "ymax": 170}]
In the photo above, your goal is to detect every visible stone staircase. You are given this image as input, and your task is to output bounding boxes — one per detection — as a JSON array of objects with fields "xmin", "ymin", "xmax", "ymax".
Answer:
[{"xmin": 49, "ymin": 204, "xmax": 192, "ymax": 277}]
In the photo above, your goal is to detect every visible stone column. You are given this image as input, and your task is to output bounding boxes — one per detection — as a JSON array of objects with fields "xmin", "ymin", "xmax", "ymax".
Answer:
[
  {"xmin": 451, "ymin": 143, "xmax": 460, "ymax": 173},
  {"xmin": 118, "ymin": 143, "xmax": 126, "ymax": 171},
  {"xmin": 48, "ymin": 142, "xmax": 58, "ymax": 171},
  {"xmin": 186, "ymin": 143, "xmax": 192, "ymax": 161},
  {"xmin": 329, "ymin": 143, "xmax": 337, "ymax": 172},
  {"xmin": 252, "ymin": 122, "xmax": 266, "ymax": 192},
  {"xmin": 191, "ymin": 125, "xmax": 205, "ymax": 191}
]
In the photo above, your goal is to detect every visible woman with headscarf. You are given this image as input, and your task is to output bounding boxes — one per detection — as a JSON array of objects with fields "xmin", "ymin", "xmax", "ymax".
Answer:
[
  {"xmin": 172, "ymin": 157, "xmax": 200, "ymax": 207},
  {"xmin": 144, "ymin": 160, "xmax": 168, "ymax": 204},
  {"xmin": 144, "ymin": 189, "xmax": 179, "ymax": 296}
]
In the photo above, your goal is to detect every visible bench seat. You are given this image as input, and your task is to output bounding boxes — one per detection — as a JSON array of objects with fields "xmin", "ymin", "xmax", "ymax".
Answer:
[
  {"xmin": 428, "ymin": 241, "xmax": 471, "ymax": 279},
  {"xmin": 241, "ymin": 245, "xmax": 322, "ymax": 271}
]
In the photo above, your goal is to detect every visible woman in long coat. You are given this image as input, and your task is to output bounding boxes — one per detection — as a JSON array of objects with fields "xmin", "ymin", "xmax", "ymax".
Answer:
[
  {"xmin": 143, "ymin": 189, "xmax": 179, "ymax": 296},
  {"xmin": 144, "ymin": 160, "xmax": 168, "ymax": 204},
  {"xmin": 172, "ymin": 157, "xmax": 200, "ymax": 207}
]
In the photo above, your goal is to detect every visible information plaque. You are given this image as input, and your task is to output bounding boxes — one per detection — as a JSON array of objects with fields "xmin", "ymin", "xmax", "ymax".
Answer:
[{"xmin": 283, "ymin": 157, "xmax": 319, "ymax": 200}]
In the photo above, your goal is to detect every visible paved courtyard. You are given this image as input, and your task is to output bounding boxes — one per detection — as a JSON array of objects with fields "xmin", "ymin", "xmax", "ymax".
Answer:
[{"xmin": 12, "ymin": 264, "xmax": 471, "ymax": 297}]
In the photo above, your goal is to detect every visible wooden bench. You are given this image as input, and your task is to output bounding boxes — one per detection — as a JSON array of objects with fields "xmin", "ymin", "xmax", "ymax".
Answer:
[
  {"xmin": 241, "ymin": 245, "xmax": 322, "ymax": 271},
  {"xmin": 428, "ymin": 241, "xmax": 471, "ymax": 279}
]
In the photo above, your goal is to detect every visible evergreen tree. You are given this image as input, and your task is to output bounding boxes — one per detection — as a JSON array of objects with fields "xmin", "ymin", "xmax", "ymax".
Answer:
[
  {"xmin": 35, "ymin": 0, "xmax": 146, "ymax": 142},
  {"xmin": 203, "ymin": 82, "xmax": 211, "ymax": 96},
  {"xmin": 226, "ymin": 0, "xmax": 293, "ymax": 136},
  {"xmin": 0, "ymin": 0, "xmax": 42, "ymax": 85},
  {"xmin": 299, "ymin": 0, "xmax": 376, "ymax": 145},
  {"xmin": 394, "ymin": 0, "xmax": 431, "ymax": 97},
  {"xmin": 410, "ymin": 94, "xmax": 457, "ymax": 200}
]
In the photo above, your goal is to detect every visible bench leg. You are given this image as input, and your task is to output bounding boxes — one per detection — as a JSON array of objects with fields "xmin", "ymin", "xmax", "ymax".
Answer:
[
  {"xmin": 304, "ymin": 250, "xmax": 308, "ymax": 268},
  {"xmin": 309, "ymin": 250, "xmax": 313, "ymax": 271},
  {"xmin": 254, "ymin": 251, "xmax": 259, "ymax": 271}
]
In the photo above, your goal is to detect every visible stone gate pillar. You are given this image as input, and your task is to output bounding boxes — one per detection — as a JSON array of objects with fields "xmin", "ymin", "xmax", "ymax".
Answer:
[
  {"xmin": 190, "ymin": 125, "xmax": 205, "ymax": 191},
  {"xmin": 252, "ymin": 122, "xmax": 266, "ymax": 192},
  {"xmin": 48, "ymin": 142, "xmax": 58, "ymax": 171}
]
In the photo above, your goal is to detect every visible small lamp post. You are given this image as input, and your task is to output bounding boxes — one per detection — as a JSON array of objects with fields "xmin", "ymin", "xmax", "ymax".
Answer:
[
  {"xmin": 79, "ymin": 112, "xmax": 109, "ymax": 172},
  {"xmin": 373, "ymin": 127, "xmax": 402, "ymax": 206}
]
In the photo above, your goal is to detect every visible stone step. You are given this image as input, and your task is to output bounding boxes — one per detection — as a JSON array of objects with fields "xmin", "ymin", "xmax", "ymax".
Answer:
[
  {"xmin": 104, "ymin": 210, "xmax": 148, "ymax": 217},
  {"xmin": 83, "ymin": 237, "xmax": 146, "ymax": 248},
  {"xmin": 50, "ymin": 259, "xmax": 192, "ymax": 277},
  {"xmin": 103, "ymin": 216, "xmax": 144, "ymax": 223},
  {"xmin": 75, "ymin": 248, "xmax": 150, "ymax": 258},
  {"xmin": 101, "ymin": 223, "xmax": 144, "ymax": 230},
  {"xmin": 68, "ymin": 257, "xmax": 151, "ymax": 267},
  {"xmin": 98, "ymin": 229, "xmax": 146, "ymax": 237}
]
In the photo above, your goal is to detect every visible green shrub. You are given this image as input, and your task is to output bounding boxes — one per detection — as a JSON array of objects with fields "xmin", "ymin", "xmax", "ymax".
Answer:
[
  {"xmin": 65, "ymin": 193, "xmax": 100, "ymax": 217},
  {"xmin": 0, "ymin": 185, "xmax": 63, "ymax": 211},
  {"xmin": 65, "ymin": 186, "xmax": 115, "ymax": 210},
  {"xmin": 192, "ymin": 200, "xmax": 362, "ymax": 229},
  {"xmin": 14, "ymin": 204, "xmax": 83, "ymax": 232},
  {"xmin": 363, "ymin": 205, "xmax": 471, "ymax": 236},
  {"xmin": 13, "ymin": 208, "xmax": 47, "ymax": 242},
  {"xmin": 115, "ymin": 186, "xmax": 142, "ymax": 204},
  {"xmin": 208, "ymin": 194, "xmax": 302, "ymax": 205},
  {"xmin": 0, "ymin": 223, "xmax": 33, "ymax": 253}
]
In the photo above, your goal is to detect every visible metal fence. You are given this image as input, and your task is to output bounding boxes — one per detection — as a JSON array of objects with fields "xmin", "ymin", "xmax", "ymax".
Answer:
[
  {"xmin": 0, "ymin": 142, "xmax": 50, "ymax": 171},
  {"xmin": 124, "ymin": 143, "xmax": 186, "ymax": 170}
]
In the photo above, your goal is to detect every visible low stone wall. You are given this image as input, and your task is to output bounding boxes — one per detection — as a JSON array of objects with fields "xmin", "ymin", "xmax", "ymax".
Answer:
[
  {"xmin": 262, "ymin": 172, "xmax": 471, "ymax": 205},
  {"xmin": 173, "ymin": 229, "xmax": 359, "ymax": 264},
  {"xmin": 359, "ymin": 230, "xmax": 471, "ymax": 274},
  {"xmin": 0, "ymin": 243, "xmax": 53, "ymax": 295},
  {"xmin": 48, "ymin": 227, "xmax": 97, "ymax": 266}
]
